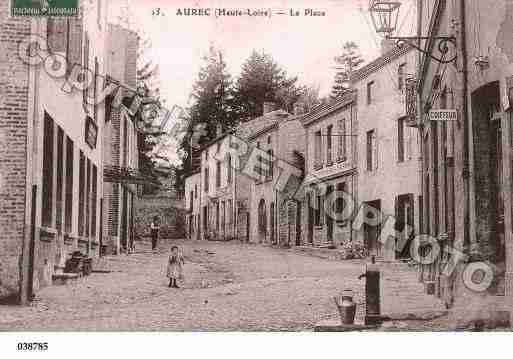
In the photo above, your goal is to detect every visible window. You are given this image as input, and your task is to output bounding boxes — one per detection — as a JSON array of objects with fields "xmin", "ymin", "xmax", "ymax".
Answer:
[
  {"xmin": 398, "ymin": 117, "xmax": 405, "ymax": 162},
  {"xmin": 216, "ymin": 160, "xmax": 221, "ymax": 188},
  {"xmin": 123, "ymin": 117, "xmax": 129, "ymax": 167},
  {"xmin": 267, "ymin": 149, "xmax": 274, "ymax": 178},
  {"xmin": 327, "ymin": 125, "xmax": 333, "ymax": 165},
  {"xmin": 315, "ymin": 191, "xmax": 323, "ymax": 227},
  {"xmin": 42, "ymin": 112, "xmax": 54, "ymax": 228},
  {"xmin": 338, "ymin": 119, "xmax": 347, "ymax": 162},
  {"xmin": 93, "ymin": 57, "xmax": 99, "ymax": 120},
  {"xmin": 78, "ymin": 151, "xmax": 85, "ymax": 236},
  {"xmin": 216, "ymin": 202, "xmax": 220, "ymax": 231},
  {"xmin": 47, "ymin": 18, "xmax": 68, "ymax": 54},
  {"xmin": 418, "ymin": 195, "xmax": 424, "ymax": 234},
  {"xmin": 367, "ymin": 129, "xmax": 377, "ymax": 171},
  {"xmin": 367, "ymin": 81, "xmax": 375, "ymax": 105},
  {"xmin": 190, "ymin": 191, "xmax": 194, "ymax": 210},
  {"xmin": 85, "ymin": 158, "xmax": 91, "ymax": 237},
  {"xmin": 82, "ymin": 32, "xmax": 90, "ymax": 106},
  {"xmin": 91, "ymin": 165, "xmax": 97, "ymax": 238},
  {"xmin": 67, "ymin": 17, "xmax": 83, "ymax": 75},
  {"xmin": 267, "ymin": 136, "xmax": 271, "ymax": 144},
  {"xmin": 65, "ymin": 137, "xmax": 74, "ymax": 233},
  {"xmin": 227, "ymin": 199, "xmax": 233, "ymax": 226},
  {"xmin": 227, "ymin": 154, "xmax": 233, "ymax": 184},
  {"xmin": 314, "ymin": 130, "xmax": 322, "ymax": 168},
  {"xmin": 97, "ymin": 0, "xmax": 102, "ymax": 28},
  {"xmin": 56, "ymin": 127, "xmax": 64, "ymax": 231},
  {"xmin": 204, "ymin": 167, "xmax": 209, "ymax": 192},
  {"xmin": 398, "ymin": 63, "xmax": 406, "ymax": 90},
  {"xmin": 222, "ymin": 201, "xmax": 226, "ymax": 234},
  {"xmin": 336, "ymin": 182, "xmax": 347, "ymax": 217},
  {"xmin": 195, "ymin": 184, "xmax": 198, "ymax": 198}
]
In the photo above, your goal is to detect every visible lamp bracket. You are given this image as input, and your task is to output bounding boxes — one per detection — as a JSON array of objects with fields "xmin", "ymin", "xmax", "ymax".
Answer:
[{"xmin": 386, "ymin": 35, "xmax": 457, "ymax": 64}]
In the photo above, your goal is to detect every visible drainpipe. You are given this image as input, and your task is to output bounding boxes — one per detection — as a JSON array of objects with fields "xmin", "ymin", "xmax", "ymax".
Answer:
[
  {"xmin": 460, "ymin": 0, "xmax": 470, "ymax": 255},
  {"xmin": 417, "ymin": 0, "xmax": 423, "ymax": 234}
]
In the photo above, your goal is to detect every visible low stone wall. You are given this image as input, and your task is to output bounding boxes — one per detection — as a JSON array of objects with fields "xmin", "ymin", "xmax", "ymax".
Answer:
[{"xmin": 134, "ymin": 195, "xmax": 186, "ymax": 239}]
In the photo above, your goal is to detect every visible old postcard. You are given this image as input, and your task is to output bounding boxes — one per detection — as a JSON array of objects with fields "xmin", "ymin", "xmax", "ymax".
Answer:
[{"xmin": 1, "ymin": 0, "xmax": 513, "ymax": 353}]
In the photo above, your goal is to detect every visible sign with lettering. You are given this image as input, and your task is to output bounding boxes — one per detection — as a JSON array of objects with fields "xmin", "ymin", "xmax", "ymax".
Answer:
[
  {"xmin": 85, "ymin": 116, "xmax": 98, "ymax": 149},
  {"xmin": 428, "ymin": 109, "xmax": 458, "ymax": 121},
  {"xmin": 11, "ymin": 0, "xmax": 79, "ymax": 17}
]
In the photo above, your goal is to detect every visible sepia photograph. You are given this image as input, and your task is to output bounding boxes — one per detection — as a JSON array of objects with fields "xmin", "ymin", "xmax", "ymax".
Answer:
[{"xmin": 1, "ymin": 0, "xmax": 513, "ymax": 356}]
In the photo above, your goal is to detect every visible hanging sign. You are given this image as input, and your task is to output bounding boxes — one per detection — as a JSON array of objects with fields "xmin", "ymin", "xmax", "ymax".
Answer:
[{"xmin": 428, "ymin": 109, "xmax": 458, "ymax": 121}]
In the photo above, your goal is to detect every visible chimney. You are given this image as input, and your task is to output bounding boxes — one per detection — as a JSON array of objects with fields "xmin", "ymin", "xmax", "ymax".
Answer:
[
  {"xmin": 381, "ymin": 38, "xmax": 396, "ymax": 55},
  {"xmin": 293, "ymin": 102, "xmax": 305, "ymax": 116},
  {"xmin": 216, "ymin": 123, "xmax": 222, "ymax": 137},
  {"xmin": 262, "ymin": 101, "xmax": 276, "ymax": 115}
]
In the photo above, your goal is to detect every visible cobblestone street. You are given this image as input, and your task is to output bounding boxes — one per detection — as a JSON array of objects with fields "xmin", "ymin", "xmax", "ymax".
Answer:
[{"xmin": 0, "ymin": 239, "xmax": 445, "ymax": 331}]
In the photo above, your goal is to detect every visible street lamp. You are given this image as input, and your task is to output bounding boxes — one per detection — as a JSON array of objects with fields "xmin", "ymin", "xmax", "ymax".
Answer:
[
  {"xmin": 368, "ymin": 0, "xmax": 457, "ymax": 64},
  {"xmin": 369, "ymin": 0, "xmax": 401, "ymax": 35}
]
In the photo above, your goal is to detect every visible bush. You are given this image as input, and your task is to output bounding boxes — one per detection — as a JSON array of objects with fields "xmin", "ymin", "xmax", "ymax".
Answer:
[{"xmin": 340, "ymin": 241, "xmax": 367, "ymax": 260}]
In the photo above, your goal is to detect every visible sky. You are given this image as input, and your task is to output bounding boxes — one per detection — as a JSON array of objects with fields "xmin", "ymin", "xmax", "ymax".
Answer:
[{"xmin": 107, "ymin": 0, "xmax": 416, "ymax": 164}]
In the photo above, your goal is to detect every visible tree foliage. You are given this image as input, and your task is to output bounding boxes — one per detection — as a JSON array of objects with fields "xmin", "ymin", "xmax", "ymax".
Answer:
[
  {"xmin": 174, "ymin": 48, "xmax": 315, "ymax": 194},
  {"xmin": 233, "ymin": 50, "xmax": 304, "ymax": 120},
  {"xmin": 331, "ymin": 41, "xmax": 364, "ymax": 99},
  {"xmin": 116, "ymin": 4, "xmax": 167, "ymax": 194},
  {"xmin": 174, "ymin": 45, "xmax": 235, "ymax": 195}
]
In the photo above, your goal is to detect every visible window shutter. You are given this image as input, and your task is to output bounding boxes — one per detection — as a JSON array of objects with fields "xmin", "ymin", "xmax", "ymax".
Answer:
[
  {"xmin": 82, "ymin": 32, "xmax": 90, "ymax": 105},
  {"xmin": 373, "ymin": 130, "xmax": 378, "ymax": 170},
  {"xmin": 67, "ymin": 16, "xmax": 83, "ymax": 72},
  {"xmin": 47, "ymin": 18, "xmax": 68, "ymax": 53}
]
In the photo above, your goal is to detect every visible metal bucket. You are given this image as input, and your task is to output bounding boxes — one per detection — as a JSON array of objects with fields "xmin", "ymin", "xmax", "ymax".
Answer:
[{"xmin": 334, "ymin": 290, "xmax": 356, "ymax": 325}]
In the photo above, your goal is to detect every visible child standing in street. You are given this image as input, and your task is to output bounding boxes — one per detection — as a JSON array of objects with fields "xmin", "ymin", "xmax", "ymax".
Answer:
[{"xmin": 167, "ymin": 246, "xmax": 185, "ymax": 288}]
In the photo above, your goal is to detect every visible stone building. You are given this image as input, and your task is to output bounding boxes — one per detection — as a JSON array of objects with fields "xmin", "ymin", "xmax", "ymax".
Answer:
[
  {"xmin": 0, "ymin": 0, "xmax": 107, "ymax": 303},
  {"xmin": 184, "ymin": 171, "xmax": 200, "ymax": 240},
  {"xmin": 414, "ymin": 0, "xmax": 513, "ymax": 324},
  {"xmin": 351, "ymin": 44, "xmax": 421, "ymax": 261},
  {"xmin": 102, "ymin": 25, "xmax": 140, "ymax": 254},
  {"xmin": 300, "ymin": 94, "xmax": 358, "ymax": 249},
  {"xmin": 194, "ymin": 128, "xmax": 252, "ymax": 242},
  {"xmin": 244, "ymin": 102, "xmax": 306, "ymax": 246}
]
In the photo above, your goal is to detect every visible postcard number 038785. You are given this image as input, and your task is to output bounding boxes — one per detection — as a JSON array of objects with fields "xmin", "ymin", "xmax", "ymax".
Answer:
[{"xmin": 17, "ymin": 342, "xmax": 49, "ymax": 351}]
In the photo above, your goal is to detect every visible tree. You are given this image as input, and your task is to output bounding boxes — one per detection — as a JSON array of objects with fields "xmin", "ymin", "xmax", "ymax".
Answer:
[
  {"xmin": 174, "ymin": 45, "xmax": 235, "ymax": 195},
  {"xmin": 296, "ymin": 83, "xmax": 322, "ymax": 113},
  {"xmin": 233, "ymin": 50, "xmax": 303, "ymax": 120},
  {"xmin": 331, "ymin": 42, "xmax": 364, "ymax": 99},
  {"xmin": 116, "ymin": 3, "xmax": 168, "ymax": 194}
]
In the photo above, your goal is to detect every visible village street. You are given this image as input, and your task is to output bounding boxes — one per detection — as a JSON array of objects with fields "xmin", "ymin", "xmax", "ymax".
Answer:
[{"xmin": 0, "ymin": 239, "xmax": 447, "ymax": 331}]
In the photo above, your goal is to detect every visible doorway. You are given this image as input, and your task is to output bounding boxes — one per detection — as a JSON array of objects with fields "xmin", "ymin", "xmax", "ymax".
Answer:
[
  {"xmin": 307, "ymin": 193, "xmax": 313, "ymax": 244},
  {"xmin": 296, "ymin": 203, "xmax": 302, "ymax": 246},
  {"xmin": 471, "ymin": 81, "xmax": 505, "ymax": 263},
  {"xmin": 120, "ymin": 188, "xmax": 128, "ymax": 251},
  {"xmin": 364, "ymin": 200, "xmax": 382, "ymax": 257},
  {"xmin": 326, "ymin": 185, "xmax": 334, "ymax": 243},
  {"xmin": 395, "ymin": 194, "xmax": 414, "ymax": 259},
  {"xmin": 270, "ymin": 202, "xmax": 275, "ymax": 244}
]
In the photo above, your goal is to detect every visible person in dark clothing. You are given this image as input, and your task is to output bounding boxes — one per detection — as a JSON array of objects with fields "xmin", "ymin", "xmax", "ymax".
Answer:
[{"xmin": 150, "ymin": 216, "xmax": 160, "ymax": 251}]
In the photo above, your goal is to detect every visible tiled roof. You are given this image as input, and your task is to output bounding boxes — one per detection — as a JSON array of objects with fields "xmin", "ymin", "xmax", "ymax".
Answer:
[
  {"xmin": 235, "ymin": 109, "xmax": 290, "ymax": 140},
  {"xmin": 301, "ymin": 92, "xmax": 356, "ymax": 127}
]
